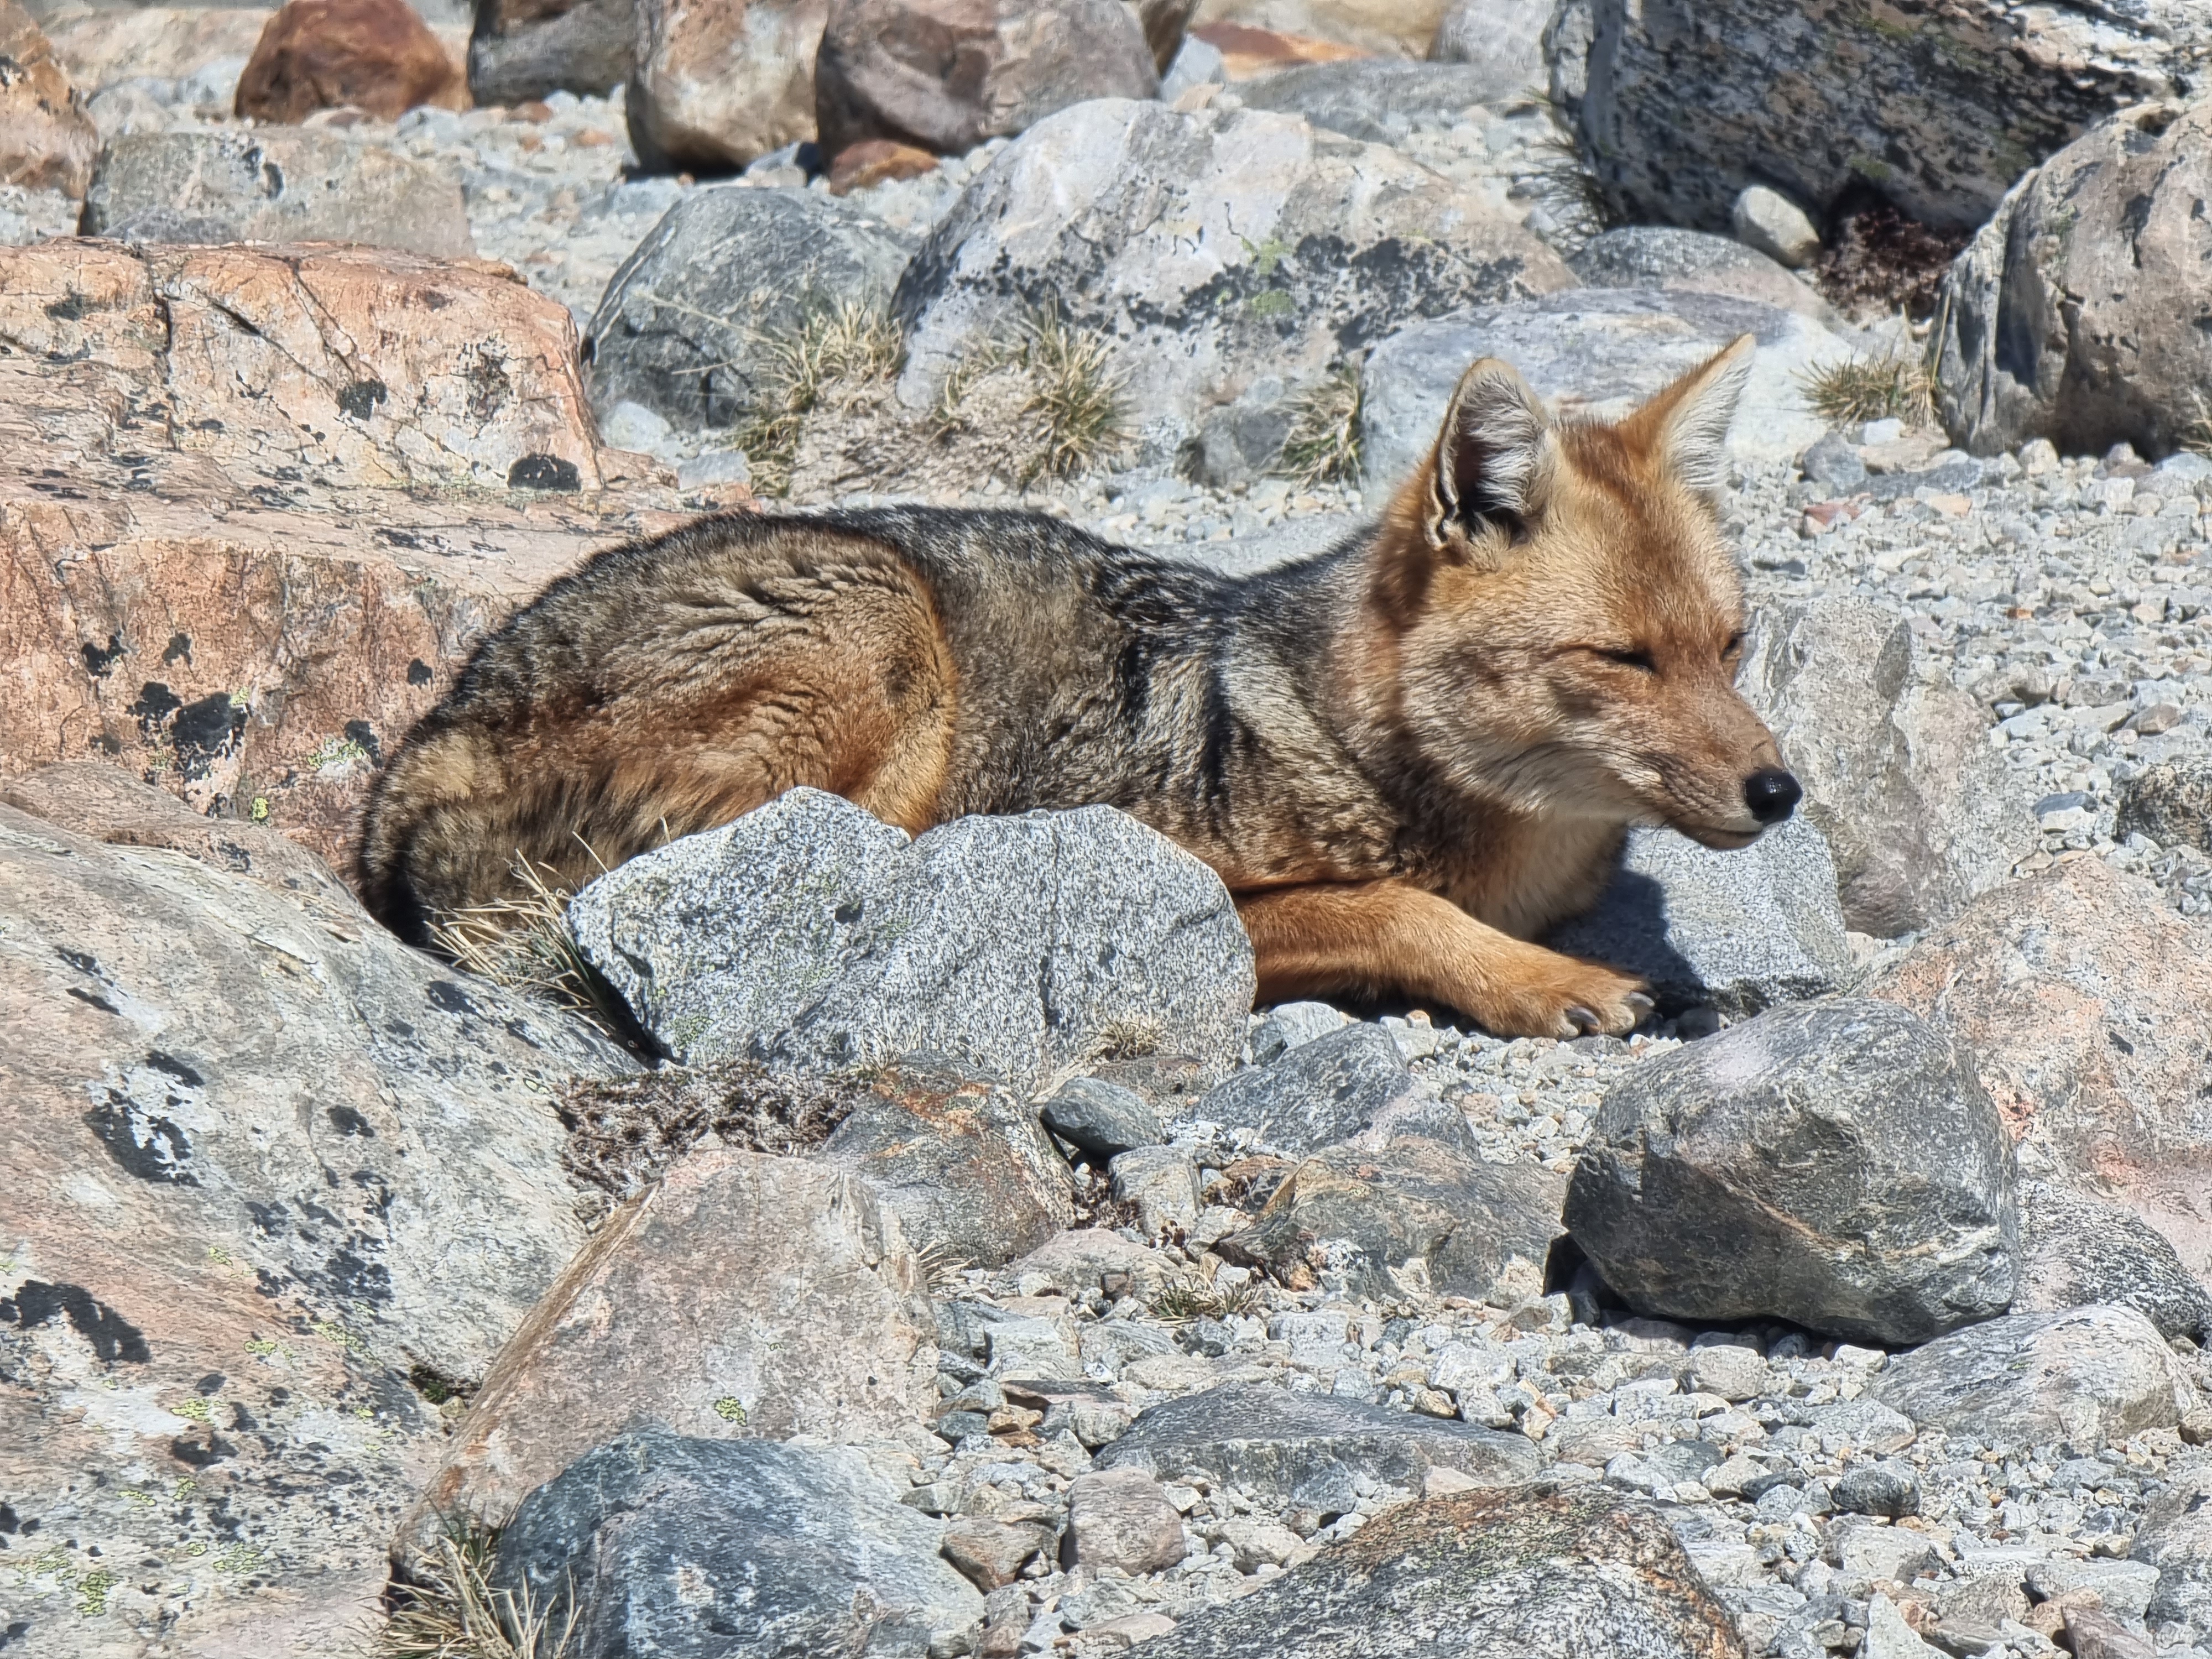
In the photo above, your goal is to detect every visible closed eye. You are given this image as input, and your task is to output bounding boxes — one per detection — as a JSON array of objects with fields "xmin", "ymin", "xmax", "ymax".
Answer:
[
  {"xmin": 1592, "ymin": 647, "xmax": 1656, "ymax": 672},
  {"xmin": 1723, "ymin": 630, "xmax": 1745, "ymax": 656}
]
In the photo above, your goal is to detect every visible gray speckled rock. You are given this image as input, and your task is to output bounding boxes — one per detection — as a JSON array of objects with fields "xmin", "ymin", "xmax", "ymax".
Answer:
[
  {"xmin": 893, "ymin": 97, "xmax": 1571, "ymax": 453},
  {"xmin": 2138, "ymin": 1455, "xmax": 2212, "ymax": 1645},
  {"xmin": 1936, "ymin": 101, "xmax": 2212, "ymax": 461},
  {"xmin": 1039, "ymin": 1076, "xmax": 1164, "ymax": 1159},
  {"xmin": 1566, "ymin": 999, "xmax": 2018, "ymax": 1344},
  {"xmin": 2016, "ymin": 1178, "xmax": 2212, "ymax": 1345},
  {"xmin": 1870, "ymin": 1306, "xmax": 2201, "ymax": 1451},
  {"xmin": 1135, "ymin": 1481, "xmax": 1747, "ymax": 1658},
  {"xmin": 1094, "ymin": 1381, "xmax": 1538, "ymax": 1514},
  {"xmin": 566, "ymin": 788, "xmax": 1254, "ymax": 1094},
  {"xmin": 1544, "ymin": 817, "xmax": 1852, "ymax": 1018},
  {"xmin": 1743, "ymin": 596, "xmax": 2033, "ymax": 937},
  {"xmin": 1570, "ymin": 225, "xmax": 1834, "ymax": 321},
  {"xmin": 491, "ymin": 1428, "xmax": 985, "ymax": 1658},
  {"xmin": 1178, "ymin": 1024, "xmax": 1417, "ymax": 1155},
  {"xmin": 582, "ymin": 186, "xmax": 914, "ymax": 427},
  {"xmin": 1547, "ymin": 0, "xmax": 2212, "ymax": 234},
  {"xmin": 82, "ymin": 130, "xmax": 472, "ymax": 256},
  {"xmin": 1358, "ymin": 288, "xmax": 1848, "ymax": 492},
  {"xmin": 1237, "ymin": 60, "xmax": 1527, "ymax": 145}
]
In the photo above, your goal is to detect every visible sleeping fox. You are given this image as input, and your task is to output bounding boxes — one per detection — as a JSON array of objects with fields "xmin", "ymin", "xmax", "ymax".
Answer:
[{"xmin": 359, "ymin": 337, "xmax": 1798, "ymax": 1040}]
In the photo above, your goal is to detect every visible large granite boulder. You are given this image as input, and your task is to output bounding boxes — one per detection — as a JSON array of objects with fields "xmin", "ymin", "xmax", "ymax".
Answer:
[
  {"xmin": 1357, "ymin": 286, "xmax": 1848, "ymax": 492},
  {"xmin": 894, "ymin": 97, "xmax": 1572, "ymax": 455},
  {"xmin": 1567, "ymin": 999, "xmax": 2018, "ymax": 1344},
  {"xmin": 1545, "ymin": 0, "xmax": 2212, "ymax": 234},
  {"xmin": 566, "ymin": 787, "xmax": 1255, "ymax": 1094},
  {"xmin": 1936, "ymin": 98, "xmax": 2212, "ymax": 461}
]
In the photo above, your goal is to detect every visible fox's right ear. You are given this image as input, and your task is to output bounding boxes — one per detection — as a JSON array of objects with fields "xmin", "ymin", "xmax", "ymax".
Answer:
[{"xmin": 1425, "ymin": 357, "xmax": 1555, "ymax": 556}]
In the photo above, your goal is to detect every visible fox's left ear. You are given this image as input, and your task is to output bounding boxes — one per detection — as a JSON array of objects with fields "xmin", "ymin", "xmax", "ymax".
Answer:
[{"xmin": 1629, "ymin": 333, "xmax": 1756, "ymax": 494}]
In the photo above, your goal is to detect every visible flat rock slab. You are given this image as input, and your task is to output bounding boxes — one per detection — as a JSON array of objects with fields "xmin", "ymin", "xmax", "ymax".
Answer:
[
  {"xmin": 1358, "ymin": 286, "xmax": 1848, "ymax": 493},
  {"xmin": 1864, "ymin": 857, "xmax": 2212, "ymax": 1300},
  {"xmin": 1138, "ymin": 1481, "xmax": 1746, "ymax": 1657},
  {"xmin": 0, "ymin": 784, "xmax": 620, "ymax": 1658},
  {"xmin": 1094, "ymin": 1381, "xmax": 1538, "ymax": 1515},
  {"xmin": 1546, "ymin": 818, "xmax": 1851, "ymax": 1018},
  {"xmin": 1871, "ymin": 1306, "xmax": 2201, "ymax": 1452},
  {"xmin": 398, "ymin": 1150, "xmax": 936, "ymax": 1554},
  {"xmin": 1180, "ymin": 1023, "xmax": 1418, "ymax": 1155},
  {"xmin": 567, "ymin": 786, "xmax": 1254, "ymax": 1094},
  {"xmin": 491, "ymin": 1428, "xmax": 985, "ymax": 1659},
  {"xmin": 1568, "ymin": 998, "xmax": 2017, "ymax": 1344}
]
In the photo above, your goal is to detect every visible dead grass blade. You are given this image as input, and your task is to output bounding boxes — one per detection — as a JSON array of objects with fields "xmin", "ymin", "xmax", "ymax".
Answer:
[
  {"xmin": 733, "ymin": 298, "xmax": 907, "ymax": 496},
  {"xmin": 1798, "ymin": 349, "xmax": 1937, "ymax": 430},
  {"xmin": 1275, "ymin": 366, "xmax": 1363, "ymax": 486},
  {"xmin": 382, "ymin": 1523, "xmax": 575, "ymax": 1659},
  {"xmin": 1016, "ymin": 307, "xmax": 1133, "ymax": 482},
  {"xmin": 424, "ymin": 852, "xmax": 633, "ymax": 1042}
]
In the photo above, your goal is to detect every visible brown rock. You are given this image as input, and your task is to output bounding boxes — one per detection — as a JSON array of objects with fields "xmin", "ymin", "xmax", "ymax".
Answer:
[
  {"xmin": 828, "ymin": 135, "xmax": 938, "ymax": 194},
  {"xmin": 815, "ymin": 0, "xmax": 1157, "ymax": 158},
  {"xmin": 468, "ymin": 0, "xmax": 630, "ymax": 106},
  {"xmin": 0, "ymin": 784, "xmax": 618, "ymax": 1659},
  {"xmin": 1865, "ymin": 857, "xmax": 2212, "ymax": 1293},
  {"xmin": 627, "ymin": 0, "xmax": 827, "ymax": 171},
  {"xmin": 1067, "ymin": 1467, "xmax": 1189, "ymax": 1575},
  {"xmin": 1194, "ymin": 0, "xmax": 1448, "ymax": 59},
  {"xmin": 942, "ymin": 1516, "xmax": 1051, "ymax": 1590},
  {"xmin": 0, "ymin": 0, "xmax": 96, "ymax": 196},
  {"xmin": 396, "ymin": 1149, "xmax": 937, "ymax": 1553},
  {"xmin": 1188, "ymin": 19, "xmax": 1366, "ymax": 77},
  {"xmin": 0, "ymin": 239, "xmax": 680, "ymax": 875},
  {"xmin": 236, "ymin": 0, "xmax": 467, "ymax": 123}
]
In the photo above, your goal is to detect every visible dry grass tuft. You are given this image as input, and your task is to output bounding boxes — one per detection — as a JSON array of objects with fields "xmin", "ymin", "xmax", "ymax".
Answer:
[
  {"xmin": 382, "ymin": 1523, "xmax": 573, "ymax": 1659},
  {"xmin": 733, "ymin": 299, "xmax": 907, "ymax": 496},
  {"xmin": 425, "ymin": 853, "xmax": 635, "ymax": 1043},
  {"xmin": 1276, "ymin": 366, "xmax": 1363, "ymax": 486},
  {"xmin": 1149, "ymin": 1277, "xmax": 1259, "ymax": 1324},
  {"xmin": 1799, "ymin": 349, "xmax": 1937, "ymax": 430},
  {"xmin": 1018, "ymin": 307, "xmax": 1133, "ymax": 481}
]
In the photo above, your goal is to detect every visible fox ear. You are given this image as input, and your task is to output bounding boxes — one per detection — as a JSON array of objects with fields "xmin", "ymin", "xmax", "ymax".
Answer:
[
  {"xmin": 1425, "ymin": 357, "xmax": 1554, "ymax": 553},
  {"xmin": 1631, "ymin": 333, "xmax": 1755, "ymax": 494}
]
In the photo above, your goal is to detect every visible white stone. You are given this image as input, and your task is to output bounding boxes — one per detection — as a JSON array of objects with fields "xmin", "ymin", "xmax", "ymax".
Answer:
[{"xmin": 1731, "ymin": 184, "xmax": 1821, "ymax": 269}]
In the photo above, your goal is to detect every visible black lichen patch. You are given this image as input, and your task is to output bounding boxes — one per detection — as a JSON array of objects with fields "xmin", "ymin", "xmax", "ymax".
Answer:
[
  {"xmin": 508, "ymin": 453, "xmax": 581, "ymax": 491},
  {"xmin": 81, "ymin": 634, "xmax": 126, "ymax": 678},
  {"xmin": 423, "ymin": 980, "xmax": 478, "ymax": 1016},
  {"xmin": 406, "ymin": 659, "xmax": 434, "ymax": 687},
  {"xmin": 171, "ymin": 693, "xmax": 248, "ymax": 775},
  {"xmin": 161, "ymin": 633, "xmax": 192, "ymax": 666},
  {"xmin": 342, "ymin": 719, "xmax": 382, "ymax": 766},
  {"xmin": 337, "ymin": 379, "xmax": 388, "ymax": 421},
  {"xmin": 325, "ymin": 1105, "xmax": 374, "ymax": 1138},
  {"xmin": 0, "ymin": 1280, "xmax": 153, "ymax": 1364}
]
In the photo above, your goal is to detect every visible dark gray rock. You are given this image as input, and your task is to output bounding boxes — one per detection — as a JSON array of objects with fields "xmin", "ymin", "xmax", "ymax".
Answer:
[
  {"xmin": 1235, "ymin": 1133, "xmax": 1567, "ymax": 1305},
  {"xmin": 491, "ymin": 1428, "xmax": 984, "ymax": 1658},
  {"xmin": 567, "ymin": 789, "xmax": 1254, "ymax": 1097},
  {"xmin": 1742, "ymin": 596, "xmax": 2034, "ymax": 936},
  {"xmin": 1799, "ymin": 430, "xmax": 1867, "ymax": 493},
  {"xmin": 1180, "ymin": 1024, "xmax": 1417, "ymax": 1155},
  {"xmin": 1238, "ymin": 60, "xmax": 1523, "ymax": 145},
  {"xmin": 1546, "ymin": 0, "xmax": 2210, "ymax": 234},
  {"xmin": 1358, "ymin": 287, "xmax": 1848, "ymax": 492},
  {"xmin": 1832, "ymin": 1462, "xmax": 1920, "ymax": 1520},
  {"xmin": 1543, "ymin": 817, "xmax": 1853, "ymax": 1018},
  {"xmin": 1040, "ymin": 1076, "xmax": 1164, "ymax": 1159},
  {"xmin": 1094, "ymin": 1381, "xmax": 1538, "ymax": 1516},
  {"xmin": 582, "ymin": 187, "xmax": 914, "ymax": 428},
  {"xmin": 2138, "ymin": 1455, "xmax": 2212, "ymax": 1646},
  {"xmin": 468, "ymin": 0, "xmax": 631, "ymax": 105},
  {"xmin": 2117, "ymin": 756, "xmax": 2212, "ymax": 855},
  {"xmin": 822, "ymin": 1054, "xmax": 1075, "ymax": 1269},
  {"xmin": 1571, "ymin": 226, "xmax": 1833, "ymax": 320},
  {"xmin": 81, "ymin": 131, "xmax": 471, "ymax": 257},
  {"xmin": 1135, "ymin": 1481, "xmax": 1747, "ymax": 1658},
  {"xmin": 1871, "ymin": 1306, "xmax": 2199, "ymax": 1451},
  {"xmin": 1193, "ymin": 374, "xmax": 1297, "ymax": 488},
  {"xmin": 2016, "ymin": 1178, "xmax": 2212, "ymax": 1345},
  {"xmin": 1566, "ymin": 999, "xmax": 2018, "ymax": 1344}
]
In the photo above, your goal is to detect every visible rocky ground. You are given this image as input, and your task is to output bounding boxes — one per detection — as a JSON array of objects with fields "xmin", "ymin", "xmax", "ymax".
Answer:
[{"xmin": 3, "ymin": 1, "xmax": 2211, "ymax": 1657}]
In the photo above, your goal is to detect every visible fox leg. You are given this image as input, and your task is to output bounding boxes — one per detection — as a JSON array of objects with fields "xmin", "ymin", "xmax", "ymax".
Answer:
[{"xmin": 1234, "ymin": 879, "xmax": 1652, "ymax": 1040}]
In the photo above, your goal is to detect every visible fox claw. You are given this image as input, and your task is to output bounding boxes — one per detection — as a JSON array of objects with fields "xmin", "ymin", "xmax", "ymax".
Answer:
[
  {"xmin": 1564, "ymin": 1004, "xmax": 1600, "ymax": 1035},
  {"xmin": 1624, "ymin": 992, "xmax": 1655, "ymax": 1021}
]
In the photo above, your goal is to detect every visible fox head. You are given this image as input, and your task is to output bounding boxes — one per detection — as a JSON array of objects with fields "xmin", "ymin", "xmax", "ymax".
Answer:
[{"xmin": 1369, "ymin": 335, "xmax": 1798, "ymax": 849}]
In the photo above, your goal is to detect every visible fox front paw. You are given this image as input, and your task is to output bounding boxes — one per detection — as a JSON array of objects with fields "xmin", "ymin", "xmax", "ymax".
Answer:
[{"xmin": 1468, "ymin": 953, "xmax": 1654, "ymax": 1040}]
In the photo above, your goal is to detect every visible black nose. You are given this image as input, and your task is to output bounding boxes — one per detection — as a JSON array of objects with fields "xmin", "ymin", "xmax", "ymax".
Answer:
[{"xmin": 1744, "ymin": 768, "xmax": 1802, "ymax": 825}]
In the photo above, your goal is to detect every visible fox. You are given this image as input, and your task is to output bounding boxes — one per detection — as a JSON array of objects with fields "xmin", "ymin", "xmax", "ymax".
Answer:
[{"xmin": 357, "ymin": 335, "xmax": 1799, "ymax": 1040}]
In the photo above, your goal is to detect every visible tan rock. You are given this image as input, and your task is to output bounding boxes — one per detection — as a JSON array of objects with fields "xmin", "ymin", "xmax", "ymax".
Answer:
[
  {"xmin": 0, "ymin": 783, "xmax": 618, "ymax": 1659},
  {"xmin": 45, "ymin": 4, "xmax": 274, "ymax": 92},
  {"xmin": 1865, "ymin": 857, "xmax": 2212, "ymax": 1292},
  {"xmin": 627, "ymin": 0, "xmax": 826, "ymax": 171},
  {"xmin": 398, "ymin": 1149, "xmax": 938, "ymax": 1550},
  {"xmin": 827, "ymin": 135, "xmax": 938, "ymax": 195},
  {"xmin": 1067, "ymin": 1467, "xmax": 1189, "ymax": 1575},
  {"xmin": 0, "ymin": 0, "xmax": 96, "ymax": 196},
  {"xmin": 941, "ymin": 1516, "xmax": 1051, "ymax": 1589},
  {"xmin": 1194, "ymin": 0, "xmax": 1442, "ymax": 59},
  {"xmin": 0, "ymin": 239, "xmax": 680, "ymax": 875},
  {"xmin": 235, "ymin": 0, "xmax": 468, "ymax": 123},
  {"xmin": 1189, "ymin": 19, "xmax": 1369, "ymax": 77},
  {"xmin": 815, "ymin": 0, "xmax": 1157, "ymax": 157}
]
